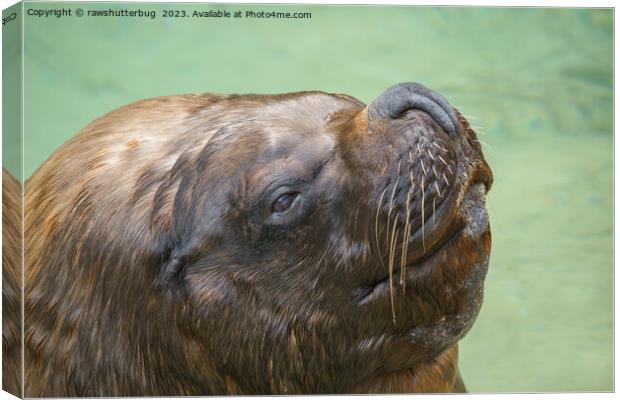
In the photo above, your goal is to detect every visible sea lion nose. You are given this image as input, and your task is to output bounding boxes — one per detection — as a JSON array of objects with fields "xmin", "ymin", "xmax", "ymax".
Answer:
[{"xmin": 368, "ymin": 82, "xmax": 460, "ymax": 136}]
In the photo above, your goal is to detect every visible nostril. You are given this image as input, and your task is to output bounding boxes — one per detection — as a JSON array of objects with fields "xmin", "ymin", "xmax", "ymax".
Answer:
[
  {"xmin": 368, "ymin": 82, "xmax": 461, "ymax": 136},
  {"xmin": 394, "ymin": 92, "xmax": 457, "ymax": 135}
]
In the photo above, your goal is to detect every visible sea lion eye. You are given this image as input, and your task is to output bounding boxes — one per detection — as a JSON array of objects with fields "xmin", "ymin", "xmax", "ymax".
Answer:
[
  {"xmin": 272, "ymin": 192, "xmax": 298, "ymax": 213},
  {"xmin": 261, "ymin": 185, "xmax": 311, "ymax": 227}
]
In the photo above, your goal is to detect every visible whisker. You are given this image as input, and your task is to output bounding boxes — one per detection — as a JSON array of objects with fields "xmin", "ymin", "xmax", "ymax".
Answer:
[
  {"xmin": 374, "ymin": 186, "xmax": 388, "ymax": 267},
  {"xmin": 380, "ymin": 163, "xmax": 389, "ymax": 176},
  {"xmin": 385, "ymin": 160, "xmax": 401, "ymax": 250},
  {"xmin": 400, "ymin": 185, "xmax": 413, "ymax": 293},
  {"xmin": 384, "ymin": 159, "xmax": 402, "ymax": 326},
  {"xmin": 421, "ymin": 177, "xmax": 426, "ymax": 251},
  {"xmin": 403, "ymin": 220, "xmax": 414, "ymax": 294},
  {"xmin": 462, "ymin": 113, "xmax": 478, "ymax": 121},
  {"xmin": 477, "ymin": 139, "xmax": 493, "ymax": 150},
  {"xmin": 471, "ymin": 126, "xmax": 486, "ymax": 137},
  {"xmin": 432, "ymin": 142, "xmax": 448, "ymax": 153},
  {"xmin": 434, "ymin": 181, "xmax": 442, "ymax": 198},
  {"xmin": 388, "ymin": 219, "xmax": 399, "ymax": 325}
]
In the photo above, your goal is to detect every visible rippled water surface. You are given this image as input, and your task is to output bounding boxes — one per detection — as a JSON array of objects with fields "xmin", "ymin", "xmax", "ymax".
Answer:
[{"xmin": 16, "ymin": 4, "xmax": 613, "ymax": 392}]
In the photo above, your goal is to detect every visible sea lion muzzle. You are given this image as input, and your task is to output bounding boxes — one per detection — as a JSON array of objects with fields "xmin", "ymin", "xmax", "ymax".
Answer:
[{"xmin": 368, "ymin": 82, "xmax": 460, "ymax": 136}]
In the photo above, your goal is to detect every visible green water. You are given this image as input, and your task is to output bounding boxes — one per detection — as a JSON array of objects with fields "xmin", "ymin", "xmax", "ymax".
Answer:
[{"xmin": 16, "ymin": 3, "xmax": 613, "ymax": 393}]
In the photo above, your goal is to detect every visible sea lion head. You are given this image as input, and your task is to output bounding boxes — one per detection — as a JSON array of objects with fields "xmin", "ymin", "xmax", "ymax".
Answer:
[
  {"xmin": 23, "ymin": 82, "xmax": 491, "ymax": 395},
  {"xmin": 162, "ymin": 83, "xmax": 493, "ymax": 393}
]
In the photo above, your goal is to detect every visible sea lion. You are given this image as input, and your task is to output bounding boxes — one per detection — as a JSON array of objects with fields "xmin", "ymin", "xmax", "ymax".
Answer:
[{"xmin": 20, "ymin": 82, "xmax": 492, "ymax": 396}]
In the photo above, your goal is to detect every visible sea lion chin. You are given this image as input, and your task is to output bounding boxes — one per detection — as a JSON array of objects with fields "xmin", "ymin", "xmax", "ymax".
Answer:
[{"xmin": 21, "ymin": 82, "xmax": 492, "ymax": 396}]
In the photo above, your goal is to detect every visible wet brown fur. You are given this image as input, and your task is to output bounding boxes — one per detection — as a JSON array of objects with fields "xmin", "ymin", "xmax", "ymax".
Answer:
[{"xmin": 3, "ymin": 168, "xmax": 22, "ymax": 397}]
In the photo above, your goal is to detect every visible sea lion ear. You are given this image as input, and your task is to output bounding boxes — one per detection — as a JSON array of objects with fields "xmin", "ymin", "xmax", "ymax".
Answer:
[
  {"xmin": 161, "ymin": 254, "xmax": 185, "ymax": 285},
  {"xmin": 368, "ymin": 82, "xmax": 460, "ymax": 136},
  {"xmin": 159, "ymin": 233, "xmax": 207, "ymax": 290}
]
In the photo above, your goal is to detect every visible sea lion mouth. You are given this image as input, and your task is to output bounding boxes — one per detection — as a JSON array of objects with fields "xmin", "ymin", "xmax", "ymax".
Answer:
[
  {"xmin": 355, "ymin": 178, "xmax": 490, "ymax": 305},
  {"xmin": 355, "ymin": 226, "xmax": 462, "ymax": 305}
]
